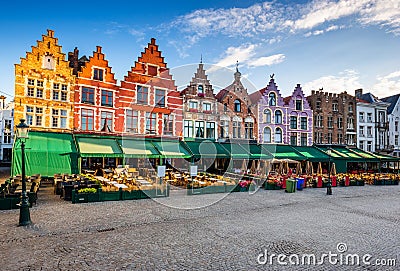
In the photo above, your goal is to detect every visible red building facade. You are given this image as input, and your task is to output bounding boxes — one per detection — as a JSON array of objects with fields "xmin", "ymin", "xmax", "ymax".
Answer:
[{"xmin": 119, "ymin": 38, "xmax": 182, "ymax": 138}]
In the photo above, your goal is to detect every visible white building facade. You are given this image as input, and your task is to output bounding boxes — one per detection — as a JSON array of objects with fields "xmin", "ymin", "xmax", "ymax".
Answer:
[
  {"xmin": 382, "ymin": 94, "xmax": 400, "ymax": 157},
  {"xmin": 0, "ymin": 96, "xmax": 14, "ymax": 165}
]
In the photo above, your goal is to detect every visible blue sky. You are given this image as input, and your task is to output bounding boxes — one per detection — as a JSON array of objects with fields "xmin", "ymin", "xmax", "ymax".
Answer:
[{"xmin": 0, "ymin": 0, "xmax": 399, "ymax": 100}]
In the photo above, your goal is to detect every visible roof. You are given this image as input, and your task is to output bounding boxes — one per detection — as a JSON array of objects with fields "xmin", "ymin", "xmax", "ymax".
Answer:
[
  {"xmin": 382, "ymin": 94, "xmax": 400, "ymax": 114},
  {"xmin": 215, "ymin": 88, "xmax": 228, "ymax": 101},
  {"xmin": 249, "ymin": 88, "xmax": 266, "ymax": 104}
]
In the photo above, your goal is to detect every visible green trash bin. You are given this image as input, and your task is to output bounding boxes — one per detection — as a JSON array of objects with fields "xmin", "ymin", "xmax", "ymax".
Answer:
[{"xmin": 285, "ymin": 179, "xmax": 297, "ymax": 193}]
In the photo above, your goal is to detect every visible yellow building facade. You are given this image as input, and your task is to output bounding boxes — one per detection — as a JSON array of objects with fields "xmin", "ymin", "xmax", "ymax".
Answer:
[{"xmin": 14, "ymin": 29, "xmax": 75, "ymax": 132}]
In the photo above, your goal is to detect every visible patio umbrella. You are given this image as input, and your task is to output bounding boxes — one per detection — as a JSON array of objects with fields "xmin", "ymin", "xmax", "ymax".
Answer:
[
  {"xmin": 285, "ymin": 161, "xmax": 290, "ymax": 175},
  {"xmin": 241, "ymin": 159, "xmax": 247, "ymax": 173},
  {"xmin": 250, "ymin": 160, "xmax": 257, "ymax": 174},
  {"xmin": 256, "ymin": 160, "xmax": 261, "ymax": 174},
  {"xmin": 278, "ymin": 161, "xmax": 284, "ymax": 175},
  {"xmin": 317, "ymin": 162, "xmax": 323, "ymax": 175},
  {"xmin": 311, "ymin": 162, "xmax": 315, "ymax": 175},
  {"xmin": 330, "ymin": 162, "xmax": 337, "ymax": 176}
]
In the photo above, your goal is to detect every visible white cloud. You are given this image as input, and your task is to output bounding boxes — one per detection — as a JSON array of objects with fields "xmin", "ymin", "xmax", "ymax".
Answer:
[
  {"xmin": 371, "ymin": 70, "xmax": 400, "ymax": 98},
  {"xmin": 248, "ymin": 54, "xmax": 286, "ymax": 67},
  {"xmin": 303, "ymin": 70, "xmax": 363, "ymax": 95},
  {"xmin": 359, "ymin": 0, "xmax": 400, "ymax": 34}
]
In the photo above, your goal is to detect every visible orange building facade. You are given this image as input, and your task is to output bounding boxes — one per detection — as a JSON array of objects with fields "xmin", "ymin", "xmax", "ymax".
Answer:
[{"xmin": 14, "ymin": 30, "xmax": 75, "ymax": 132}]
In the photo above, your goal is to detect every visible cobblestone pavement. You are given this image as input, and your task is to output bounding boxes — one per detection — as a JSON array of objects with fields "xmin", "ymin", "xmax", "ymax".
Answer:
[{"xmin": 0, "ymin": 184, "xmax": 399, "ymax": 271}]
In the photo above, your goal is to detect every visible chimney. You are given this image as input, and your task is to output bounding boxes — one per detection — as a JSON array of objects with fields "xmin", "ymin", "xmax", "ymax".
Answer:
[
  {"xmin": 355, "ymin": 88, "xmax": 363, "ymax": 98},
  {"xmin": 47, "ymin": 29, "xmax": 54, "ymax": 38}
]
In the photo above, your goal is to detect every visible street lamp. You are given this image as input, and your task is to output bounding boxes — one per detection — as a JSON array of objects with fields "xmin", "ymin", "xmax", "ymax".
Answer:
[
  {"xmin": 16, "ymin": 119, "xmax": 31, "ymax": 226},
  {"xmin": 326, "ymin": 148, "xmax": 332, "ymax": 195}
]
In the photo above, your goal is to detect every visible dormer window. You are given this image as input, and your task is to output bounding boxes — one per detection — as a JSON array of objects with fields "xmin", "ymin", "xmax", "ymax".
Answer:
[
  {"xmin": 93, "ymin": 68, "xmax": 104, "ymax": 81},
  {"xmin": 295, "ymin": 99, "xmax": 302, "ymax": 111},
  {"xmin": 197, "ymin": 85, "xmax": 204, "ymax": 97}
]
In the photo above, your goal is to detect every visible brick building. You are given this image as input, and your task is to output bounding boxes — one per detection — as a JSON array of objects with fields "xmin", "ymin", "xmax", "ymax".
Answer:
[
  {"xmin": 69, "ymin": 46, "xmax": 120, "ymax": 134},
  {"xmin": 119, "ymin": 38, "xmax": 182, "ymax": 138},
  {"xmin": 181, "ymin": 61, "xmax": 218, "ymax": 139},
  {"xmin": 216, "ymin": 65, "xmax": 257, "ymax": 141},
  {"xmin": 307, "ymin": 90, "xmax": 357, "ymax": 146},
  {"xmin": 14, "ymin": 29, "xmax": 75, "ymax": 132}
]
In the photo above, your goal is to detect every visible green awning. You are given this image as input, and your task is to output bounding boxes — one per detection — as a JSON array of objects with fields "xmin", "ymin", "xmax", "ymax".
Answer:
[
  {"xmin": 325, "ymin": 147, "xmax": 363, "ymax": 160},
  {"xmin": 220, "ymin": 143, "xmax": 251, "ymax": 159},
  {"xmin": 76, "ymin": 136, "xmax": 123, "ymax": 158},
  {"xmin": 317, "ymin": 147, "xmax": 345, "ymax": 159},
  {"xmin": 261, "ymin": 144, "xmax": 307, "ymax": 161},
  {"xmin": 12, "ymin": 131, "xmax": 79, "ymax": 176},
  {"xmin": 184, "ymin": 140, "xmax": 230, "ymax": 158},
  {"xmin": 248, "ymin": 144, "xmax": 273, "ymax": 160},
  {"xmin": 292, "ymin": 146, "xmax": 330, "ymax": 162},
  {"xmin": 118, "ymin": 138, "xmax": 160, "ymax": 158},
  {"xmin": 151, "ymin": 139, "xmax": 192, "ymax": 158},
  {"xmin": 371, "ymin": 153, "xmax": 399, "ymax": 162},
  {"xmin": 347, "ymin": 148, "xmax": 380, "ymax": 161}
]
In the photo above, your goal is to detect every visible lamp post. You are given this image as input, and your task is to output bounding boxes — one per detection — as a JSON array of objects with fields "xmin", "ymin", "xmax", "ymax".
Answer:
[
  {"xmin": 16, "ymin": 119, "xmax": 31, "ymax": 226},
  {"xmin": 326, "ymin": 148, "xmax": 332, "ymax": 195}
]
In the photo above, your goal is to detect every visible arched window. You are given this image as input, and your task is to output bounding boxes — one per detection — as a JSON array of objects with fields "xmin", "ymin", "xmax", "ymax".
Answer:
[
  {"xmin": 197, "ymin": 85, "xmax": 204, "ymax": 94},
  {"xmin": 275, "ymin": 128, "xmax": 282, "ymax": 143},
  {"xmin": 264, "ymin": 109, "xmax": 271, "ymax": 123},
  {"xmin": 263, "ymin": 127, "xmax": 271, "ymax": 143},
  {"xmin": 275, "ymin": 110, "xmax": 282, "ymax": 124},
  {"xmin": 234, "ymin": 99, "xmax": 241, "ymax": 112},
  {"xmin": 269, "ymin": 92, "xmax": 276, "ymax": 106}
]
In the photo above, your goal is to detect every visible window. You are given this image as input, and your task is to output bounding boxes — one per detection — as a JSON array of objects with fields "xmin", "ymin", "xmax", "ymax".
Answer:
[
  {"xmin": 327, "ymin": 116, "xmax": 333, "ymax": 128},
  {"xmin": 244, "ymin": 122, "xmax": 253, "ymax": 139},
  {"xmin": 3, "ymin": 132, "xmax": 11, "ymax": 144},
  {"xmin": 189, "ymin": 101, "xmax": 198, "ymax": 111},
  {"xmin": 81, "ymin": 109, "xmax": 94, "ymax": 131},
  {"xmin": 60, "ymin": 110, "xmax": 67, "ymax": 128},
  {"xmin": 290, "ymin": 133, "xmax": 297, "ymax": 146},
  {"xmin": 223, "ymin": 103, "xmax": 227, "ymax": 112},
  {"xmin": 395, "ymin": 135, "xmax": 399, "ymax": 146},
  {"xmin": 145, "ymin": 112, "xmax": 156, "ymax": 134},
  {"xmin": 269, "ymin": 93, "xmax": 276, "ymax": 106},
  {"xmin": 347, "ymin": 118, "xmax": 354, "ymax": 129},
  {"xmin": 164, "ymin": 114, "xmax": 174, "ymax": 135},
  {"xmin": 137, "ymin": 86, "xmax": 148, "ymax": 104},
  {"xmin": 395, "ymin": 121, "xmax": 398, "ymax": 132},
  {"xmin": 275, "ymin": 128, "xmax": 282, "ymax": 143},
  {"xmin": 360, "ymin": 126, "xmax": 364, "ymax": 137},
  {"xmin": 37, "ymin": 80, "xmax": 43, "ymax": 87},
  {"xmin": 26, "ymin": 106, "xmax": 34, "ymax": 125},
  {"xmin": 93, "ymin": 68, "xmax": 104, "ymax": 81},
  {"xmin": 53, "ymin": 89, "xmax": 59, "ymax": 100},
  {"xmin": 195, "ymin": 121, "xmax": 204, "ymax": 138},
  {"xmin": 35, "ymin": 107, "xmax": 43, "ymax": 126},
  {"xmin": 359, "ymin": 141, "xmax": 365, "ymax": 150},
  {"xmin": 338, "ymin": 133, "xmax": 343, "ymax": 144},
  {"xmin": 61, "ymin": 84, "xmax": 68, "ymax": 101},
  {"xmin": 52, "ymin": 109, "xmax": 59, "ymax": 128},
  {"xmin": 275, "ymin": 110, "xmax": 282, "ymax": 124},
  {"xmin": 220, "ymin": 120, "xmax": 229, "ymax": 138},
  {"xmin": 300, "ymin": 133, "xmax": 307, "ymax": 146},
  {"xmin": 367, "ymin": 126, "xmax": 372, "ymax": 137},
  {"xmin": 316, "ymin": 115, "xmax": 323, "ymax": 127},
  {"xmin": 327, "ymin": 132, "xmax": 332, "ymax": 144},
  {"xmin": 367, "ymin": 113, "xmax": 372, "ymax": 123},
  {"xmin": 4, "ymin": 120, "xmax": 11, "ymax": 131},
  {"xmin": 264, "ymin": 109, "xmax": 271, "ymax": 123},
  {"xmin": 126, "ymin": 110, "xmax": 138, "ymax": 133},
  {"xmin": 300, "ymin": 117, "xmax": 307, "ymax": 130},
  {"xmin": 295, "ymin": 99, "xmax": 302, "ymax": 111},
  {"xmin": 332, "ymin": 102, "xmax": 338, "ymax": 112},
  {"xmin": 101, "ymin": 112, "xmax": 114, "ymax": 132},
  {"xmin": 197, "ymin": 85, "xmax": 204, "ymax": 95},
  {"xmin": 316, "ymin": 99, "xmax": 321, "ymax": 109},
  {"xmin": 1, "ymin": 148, "xmax": 11, "ymax": 162},
  {"xmin": 348, "ymin": 103, "xmax": 353, "ymax": 112},
  {"xmin": 263, "ymin": 127, "xmax": 271, "ymax": 143},
  {"xmin": 359, "ymin": 112, "xmax": 364, "ymax": 123},
  {"xmin": 346, "ymin": 134, "xmax": 355, "ymax": 145},
  {"xmin": 28, "ymin": 79, "xmax": 35, "ymax": 86},
  {"xmin": 367, "ymin": 141, "xmax": 372, "ymax": 152},
  {"xmin": 147, "ymin": 65, "xmax": 157, "ymax": 76},
  {"xmin": 82, "ymin": 87, "xmax": 95, "ymax": 104},
  {"xmin": 101, "ymin": 90, "xmax": 113, "ymax": 107},
  {"xmin": 155, "ymin": 89, "xmax": 166, "ymax": 107},
  {"xmin": 206, "ymin": 122, "xmax": 215, "ymax": 139},
  {"xmin": 203, "ymin": 103, "xmax": 211, "ymax": 112},
  {"xmin": 290, "ymin": 116, "xmax": 297, "ymax": 129},
  {"xmin": 233, "ymin": 121, "xmax": 241, "ymax": 138},
  {"xmin": 338, "ymin": 117, "xmax": 343, "ymax": 129},
  {"xmin": 184, "ymin": 120, "xmax": 193, "ymax": 137},
  {"xmin": 36, "ymin": 89, "xmax": 43, "ymax": 98},
  {"xmin": 27, "ymin": 87, "xmax": 34, "ymax": 97},
  {"xmin": 234, "ymin": 99, "xmax": 241, "ymax": 112}
]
